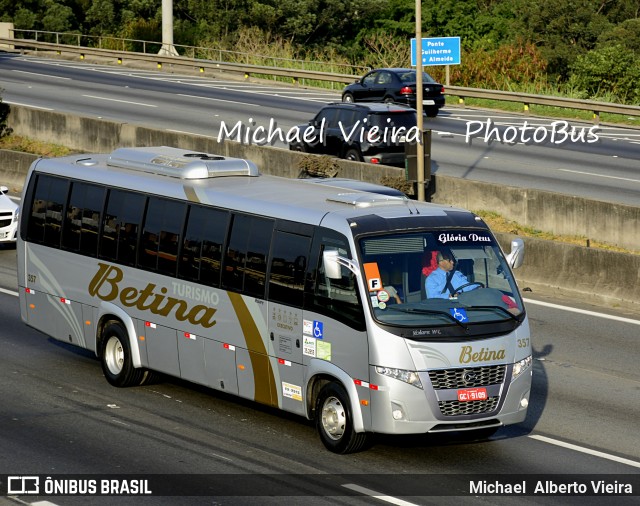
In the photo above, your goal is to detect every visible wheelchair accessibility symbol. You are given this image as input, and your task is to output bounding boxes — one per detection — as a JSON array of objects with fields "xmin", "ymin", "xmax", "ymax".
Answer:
[
  {"xmin": 449, "ymin": 307, "xmax": 468, "ymax": 323},
  {"xmin": 313, "ymin": 321, "xmax": 324, "ymax": 339}
]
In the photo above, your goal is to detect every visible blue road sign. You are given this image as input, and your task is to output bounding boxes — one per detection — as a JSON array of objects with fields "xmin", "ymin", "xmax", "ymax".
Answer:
[{"xmin": 411, "ymin": 37, "xmax": 461, "ymax": 66}]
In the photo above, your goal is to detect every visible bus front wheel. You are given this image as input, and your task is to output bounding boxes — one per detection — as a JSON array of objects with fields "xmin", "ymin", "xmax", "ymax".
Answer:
[
  {"xmin": 315, "ymin": 382, "xmax": 370, "ymax": 454},
  {"xmin": 101, "ymin": 321, "xmax": 148, "ymax": 387}
]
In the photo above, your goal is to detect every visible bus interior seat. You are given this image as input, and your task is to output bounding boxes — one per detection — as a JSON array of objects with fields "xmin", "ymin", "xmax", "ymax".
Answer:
[
  {"xmin": 420, "ymin": 251, "xmax": 439, "ymax": 299},
  {"xmin": 456, "ymin": 258, "xmax": 475, "ymax": 283}
]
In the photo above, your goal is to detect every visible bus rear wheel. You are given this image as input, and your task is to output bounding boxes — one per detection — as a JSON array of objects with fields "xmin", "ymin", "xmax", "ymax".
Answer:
[
  {"xmin": 100, "ymin": 320, "xmax": 149, "ymax": 387},
  {"xmin": 315, "ymin": 382, "xmax": 370, "ymax": 454}
]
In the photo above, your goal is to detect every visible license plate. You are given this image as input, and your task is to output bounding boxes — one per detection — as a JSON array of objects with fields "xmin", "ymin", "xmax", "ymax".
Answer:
[
  {"xmin": 457, "ymin": 387, "xmax": 487, "ymax": 402},
  {"xmin": 422, "ymin": 100, "xmax": 435, "ymax": 105}
]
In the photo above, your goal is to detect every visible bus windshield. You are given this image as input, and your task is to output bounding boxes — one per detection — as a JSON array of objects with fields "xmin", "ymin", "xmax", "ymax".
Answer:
[{"xmin": 359, "ymin": 230, "xmax": 524, "ymax": 329}]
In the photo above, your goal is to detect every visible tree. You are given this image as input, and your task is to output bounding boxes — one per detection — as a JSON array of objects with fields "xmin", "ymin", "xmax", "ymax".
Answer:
[
  {"xmin": 569, "ymin": 44, "xmax": 640, "ymax": 104},
  {"xmin": 42, "ymin": 0, "xmax": 76, "ymax": 32},
  {"xmin": 0, "ymin": 91, "xmax": 13, "ymax": 139}
]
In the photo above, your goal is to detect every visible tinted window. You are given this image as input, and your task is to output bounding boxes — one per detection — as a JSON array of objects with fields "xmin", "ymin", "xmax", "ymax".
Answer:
[
  {"xmin": 307, "ymin": 228, "xmax": 364, "ymax": 330},
  {"xmin": 362, "ymin": 72, "xmax": 377, "ymax": 86},
  {"xmin": 178, "ymin": 205, "xmax": 229, "ymax": 286},
  {"xmin": 268, "ymin": 231, "xmax": 311, "ymax": 307},
  {"xmin": 62, "ymin": 182, "xmax": 105, "ymax": 256},
  {"xmin": 26, "ymin": 174, "xmax": 68, "ymax": 248},
  {"xmin": 139, "ymin": 197, "xmax": 187, "ymax": 276},
  {"xmin": 336, "ymin": 108, "xmax": 359, "ymax": 127},
  {"xmin": 315, "ymin": 107, "xmax": 340, "ymax": 128},
  {"xmin": 222, "ymin": 214, "xmax": 274, "ymax": 298},
  {"xmin": 368, "ymin": 111, "xmax": 416, "ymax": 129},
  {"xmin": 397, "ymin": 71, "xmax": 437, "ymax": 84},
  {"xmin": 377, "ymin": 71, "xmax": 393, "ymax": 84},
  {"xmin": 100, "ymin": 189, "xmax": 146, "ymax": 266}
]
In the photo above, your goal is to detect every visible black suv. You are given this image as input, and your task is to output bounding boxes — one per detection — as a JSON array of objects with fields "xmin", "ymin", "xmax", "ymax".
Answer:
[{"xmin": 289, "ymin": 102, "xmax": 417, "ymax": 167}]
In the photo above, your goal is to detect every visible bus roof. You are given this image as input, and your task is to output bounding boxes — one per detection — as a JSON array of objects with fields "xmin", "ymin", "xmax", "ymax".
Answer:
[{"xmin": 29, "ymin": 146, "xmax": 472, "ymax": 227}]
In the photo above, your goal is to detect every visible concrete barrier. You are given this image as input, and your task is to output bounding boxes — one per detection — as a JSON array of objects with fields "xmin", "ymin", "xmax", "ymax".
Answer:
[
  {"xmin": 2, "ymin": 105, "xmax": 639, "ymax": 311},
  {"xmin": 496, "ymin": 235, "xmax": 640, "ymax": 312},
  {"xmin": 0, "ymin": 149, "xmax": 38, "ymax": 190},
  {"xmin": 7, "ymin": 104, "xmax": 639, "ymax": 251}
]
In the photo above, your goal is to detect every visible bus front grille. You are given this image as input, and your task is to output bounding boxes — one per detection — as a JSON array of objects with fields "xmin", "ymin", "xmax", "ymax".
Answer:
[
  {"xmin": 438, "ymin": 397, "xmax": 500, "ymax": 416},
  {"xmin": 428, "ymin": 365, "xmax": 506, "ymax": 389}
]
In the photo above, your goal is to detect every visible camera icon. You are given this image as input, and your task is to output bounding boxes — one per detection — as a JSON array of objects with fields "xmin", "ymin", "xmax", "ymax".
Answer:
[{"xmin": 7, "ymin": 476, "xmax": 40, "ymax": 494}]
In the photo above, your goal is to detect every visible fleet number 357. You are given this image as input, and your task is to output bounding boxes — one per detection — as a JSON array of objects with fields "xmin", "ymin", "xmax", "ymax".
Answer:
[{"xmin": 517, "ymin": 338, "xmax": 530, "ymax": 348}]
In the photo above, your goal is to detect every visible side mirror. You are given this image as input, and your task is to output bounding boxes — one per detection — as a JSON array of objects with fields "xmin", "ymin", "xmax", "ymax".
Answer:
[
  {"xmin": 0, "ymin": 186, "xmax": 8, "ymax": 195},
  {"xmin": 505, "ymin": 238, "xmax": 524, "ymax": 269},
  {"xmin": 323, "ymin": 250, "xmax": 342, "ymax": 280}
]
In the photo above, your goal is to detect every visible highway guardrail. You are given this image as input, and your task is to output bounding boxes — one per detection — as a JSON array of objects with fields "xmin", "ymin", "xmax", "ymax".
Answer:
[{"xmin": 3, "ymin": 36, "xmax": 640, "ymax": 124}]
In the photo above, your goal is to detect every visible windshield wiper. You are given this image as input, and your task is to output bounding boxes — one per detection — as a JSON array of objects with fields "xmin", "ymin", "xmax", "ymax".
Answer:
[
  {"xmin": 464, "ymin": 305, "xmax": 520, "ymax": 322},
  {"xmin": 384, "ymin": 306, "xmax": 469, "ymax": 330}
]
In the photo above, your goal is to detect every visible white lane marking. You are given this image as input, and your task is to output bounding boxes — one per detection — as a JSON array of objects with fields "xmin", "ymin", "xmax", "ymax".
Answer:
[
  {"xmin": 523, "ymin": 298, "xmax": 640, "ymax": 325},
  {"xmin": 166, "ymin": 129, "xmax": 215, "ymax": 137},
  {"xmin": 1, "ymin": 285, "xmax": 638, "ymax": 470},
  {"xmin": 177, "ymin": 93, "xmax": 260, "ymax": 107},
  {"xmin": 529, "ymin": 435, "xmax": 640, "ymax": 469},
  {"xmin": 342, "ymin": 484, "xmax": 419, "ymax": 505},
  {"xmin": 82, "ymin": 95, "xmax": 157, "ymax": 107},
  {"xmin": 0, "ymin": 287, "xmax": 18, "ymax": 297},
  {"xmin": 558, "ymin": 168, "xmax": 640, "ymax": 184},
  {"xmin": 11, "ymin": 69, "xmax": 71, "ymax": 80},
  {"xmin": 5, "ymin": 101, "xmax": 54, "ymax": 111}
]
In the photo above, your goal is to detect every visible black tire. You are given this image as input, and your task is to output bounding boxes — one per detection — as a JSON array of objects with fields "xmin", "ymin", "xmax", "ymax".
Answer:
[
  {"xmin": 315, "ymin": 382, "xmax": 371, "ymax": 454},
  {"xmin": 344, "ymin": 148, "xmax": 362, "ymax": 162},
  {"xmin": 383, "ymin": 96, "xmax": 395, "ymax": 104},
  {"xmin": 425, "ymin": 107, "xmax": 439, "ymax": 117},
  {"xmin": 342, "ymin": 92, "xmax": 354, "ymax": 103},
  {"xmin": 100, "ymin": 320, "xmax": 148, "ymax": 387},
  {"xmin": 289, "ymin": 143, "xmax": 306, "ymax": 152}
]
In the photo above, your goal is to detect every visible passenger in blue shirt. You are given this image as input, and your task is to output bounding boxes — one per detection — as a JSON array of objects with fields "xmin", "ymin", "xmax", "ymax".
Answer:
[{"xmin": 426, "ymin": 251, "xmax": 476, "ymax": 299}]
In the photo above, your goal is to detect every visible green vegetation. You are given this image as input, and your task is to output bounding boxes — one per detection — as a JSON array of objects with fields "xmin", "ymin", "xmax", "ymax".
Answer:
[
  {"xmin": 1, "ymin": 0, "xmax": 639, "ymax": 105},
  {"xmin": 0, "ymin": 92, "xmax": 12, "ymax": 139},
  {"xmin": 0, "ymin": 135, "xmax": 73, "ymax": 157},
  {"xmin": 475, "ymin": 210, "xmax": 640, "ymax": 256}
]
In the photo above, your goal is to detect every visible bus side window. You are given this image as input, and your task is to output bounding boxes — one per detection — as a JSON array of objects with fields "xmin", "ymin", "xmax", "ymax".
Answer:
[
  {"xmin": 307, "ymin": 229, "xmax": 365, "ymax": 331},
  {"xmin": 178, "ymin": 205, "xmax": 230, "ymax": 287},
  {"xmin": 99, "ymin": 189, "xmax": 146, "ymax": 266},
  {"xmin": 221, "ymin": 214, "xmax": 274, "ymax": 298},
  {"xmin": 267, "ymin": 231, "xmax": 311, "ymax": 308},
  {"xmin": 62, "ymin": 182, "xmax": 105, "ymax": 256},
  {"xmin": 26, "ymin": 174, "xmax": 69, "ymax": 248},
  {"xmin": 139, "ymin": 197, "xmax": 187, "ymax": 276}
]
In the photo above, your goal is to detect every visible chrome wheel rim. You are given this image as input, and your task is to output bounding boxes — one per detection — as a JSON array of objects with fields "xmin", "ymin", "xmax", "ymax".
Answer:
[
  {"xmin": 321, "ymin": 396, "xmax": 346, "ymax": 441},
  {"xmin": 104, "ymin": 336, "xmax": 124, "ymax": 375}
]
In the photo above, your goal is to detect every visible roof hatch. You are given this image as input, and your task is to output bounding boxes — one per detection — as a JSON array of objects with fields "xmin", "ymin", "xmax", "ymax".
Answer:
[
  {"xmin": 326, "ymin": 192, "xmax": 407, "ymax": 208},
  {"xmin": 106, "ymin": 146, "xmax": 259, "ymax": 179}
]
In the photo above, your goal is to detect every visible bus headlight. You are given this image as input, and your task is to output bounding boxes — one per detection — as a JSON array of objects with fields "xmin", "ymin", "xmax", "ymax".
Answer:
[
  {"xmin": 375, "ymin": 366, "xmax": 423, "ymax": 389},
  {"xmin": 14, "ymin": 208, "xmax": 20, "ymax": 223},
  {"xmin": 512, "ymin": 355, "xmax": 532, "ymax": 382}
]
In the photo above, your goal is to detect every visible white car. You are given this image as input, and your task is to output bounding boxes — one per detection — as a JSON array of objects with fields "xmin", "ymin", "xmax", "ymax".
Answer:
[{"xmin": 0, "ymin": 185, "xmax": 19, "ymax": 244}]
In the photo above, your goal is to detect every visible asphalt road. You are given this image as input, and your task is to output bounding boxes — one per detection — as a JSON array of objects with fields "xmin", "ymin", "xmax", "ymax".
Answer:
[
  {"xmin": 1, "ymin": 51, "xmax": 639, "ymax": 206},
  {"xmin": 1, "ymin": 239, "xmax": 639, "ymax": 505},
  {"xmin": 1, "ymin": 54, "xmax": 640, "ymax": 505}
]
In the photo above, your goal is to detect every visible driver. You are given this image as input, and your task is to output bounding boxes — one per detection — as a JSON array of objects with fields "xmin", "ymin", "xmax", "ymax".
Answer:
[{"xmin": 425, "ymin": 251, "xmax": 477, "ymax": 299}]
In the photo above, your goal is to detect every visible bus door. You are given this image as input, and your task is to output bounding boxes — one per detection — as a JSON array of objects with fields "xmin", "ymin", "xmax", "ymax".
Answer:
[
  {"xmin": 266, "ymin": 228, "xmax": 313, "ymax": 415},
  {"xmin": 268, "ymin": 302, "xmax": 305, "ymax": 414}
]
